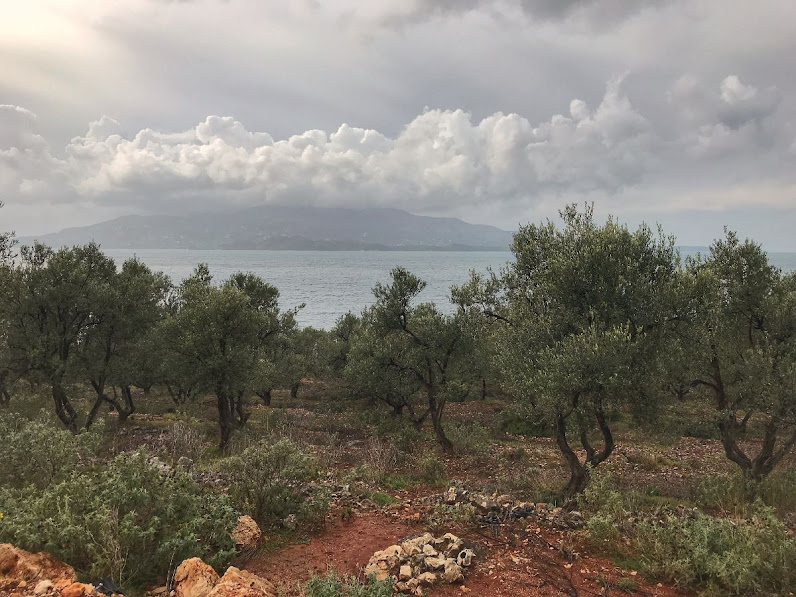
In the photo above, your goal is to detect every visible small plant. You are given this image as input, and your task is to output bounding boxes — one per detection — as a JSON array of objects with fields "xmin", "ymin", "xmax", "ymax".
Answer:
[
  {"xmin": 415, "ymin": 454, "xmax": 447, "ymax": 486},
  {"xmin": 446, "ymin": 421, "xmax": 492, "ymax": 456},
  {"xmin": 615, "ymin": 577, "xmax": 639, "ymax": 592},
  {"xmin": 426, "ymin": 503, "xmax": 478, "ymax": 532},
  {"xmin": 225, "ymin": 438, "xmax": 327, "ymax": 529},
  {"xmin": 304, "ymin": 569, "xmax": 403, "ymax": 597}
]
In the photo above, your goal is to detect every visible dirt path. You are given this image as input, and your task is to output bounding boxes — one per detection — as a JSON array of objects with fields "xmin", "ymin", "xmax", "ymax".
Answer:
[{"xmin": 244, "ymin": 510, "xmax": 688, "ymax": 597}]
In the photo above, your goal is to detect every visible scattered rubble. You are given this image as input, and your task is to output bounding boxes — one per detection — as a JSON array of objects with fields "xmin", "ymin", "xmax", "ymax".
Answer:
[
  {"xmin": 416, "ymin": 486, "xmax": 586, "ymax": 530},
  {"xmin": 363, "ymin": 533, "xmax": 474, "ymax": 595}
]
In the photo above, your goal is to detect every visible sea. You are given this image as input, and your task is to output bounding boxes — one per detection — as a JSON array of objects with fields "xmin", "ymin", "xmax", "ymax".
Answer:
[{"xmin": 105, "ymin": 249, "xmax": 796, "ymax": 329}]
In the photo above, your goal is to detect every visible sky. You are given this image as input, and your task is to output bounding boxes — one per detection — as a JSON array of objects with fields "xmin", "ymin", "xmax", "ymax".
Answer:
[{"xmin": 1, "ymin": 0, "xmax": 795, "ymax": 249}]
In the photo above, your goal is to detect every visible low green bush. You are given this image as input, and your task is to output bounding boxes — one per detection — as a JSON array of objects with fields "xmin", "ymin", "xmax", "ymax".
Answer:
[
  {"xmin": 415, "ymin": 454, "xmax": 447, "ymax": 486},
  {"xmin": 446, "ymin": 421, "xmax": 492, "ymax": 455},
  {"xmin": 0, "ymin": 411, "xmax": 103, "ymax": 489},
  {"xmin": 304, "ymin": 569, "xmax": 402, "ymax": 597},
  {"xmin": 0, "ymin": 450, "xmax": 237, "ymax": 590},
  {"xmin": 580, "ymin": 470, "xmax": 795, "ymax": 595},
  {"xmin": 697, "ymin": 470, "xmax": 796, "ymax": 516},
  {"xmin": 636, "ymin": 504, "xmax": 794, "ymax": 595},
  {"xmin": 225, "ymin": 438, "xmax": 327, "ymax": 529},
  {"xmin": 493, "ymin": 403, "xmax": 552, "ymax": 437}
]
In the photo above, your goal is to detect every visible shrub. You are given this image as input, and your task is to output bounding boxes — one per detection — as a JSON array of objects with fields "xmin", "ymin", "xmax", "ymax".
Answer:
[
  {"xmin": 0, "ymin": 411, "xmax": 103, "ymax": 489},
  {"xmin": 415, "ymin": 454, "xmax": 447, "ymax": 486},
  {"xmin": 697, "ymin": 470, "xmax": 796, "ymax": 516},
  {"xmin": 304, "ymin": 569, "xmax": 402, "ymax": 597},
  {"xmin": 225, "ymin": 438, "xmax": 326, "ymax": 529},
  {"xmin": 446, "ymin": 421, "xmax": 491, "ymax": 456},
  {"xmin": 493, "ymin": 403, "xmax": 553, "ymax": 437},
  {"xmin": 0, "ymin": 451, "xmax": 237, "ymax": 590},
  {"xmin": 635, "ymin": 504, "xmax": 795, "ymax": 595},
  {"xmin": 579, "ymin": 472, "xmax": 795, "ymax": 595}
]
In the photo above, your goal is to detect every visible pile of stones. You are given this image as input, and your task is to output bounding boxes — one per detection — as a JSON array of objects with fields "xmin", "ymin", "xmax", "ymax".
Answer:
[
  {"xmin": 418, "ymin": 486, "xmax": 586, "ymax": 530},
  {"xmin": 364, "ymin": 533, "xmax": 474, "ymax": 595}
]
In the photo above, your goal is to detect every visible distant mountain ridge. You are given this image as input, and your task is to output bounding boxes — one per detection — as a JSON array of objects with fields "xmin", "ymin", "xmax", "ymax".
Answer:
[{"xmin": 23, "ymin": 206, "xmax": 515, "ymax": 251}]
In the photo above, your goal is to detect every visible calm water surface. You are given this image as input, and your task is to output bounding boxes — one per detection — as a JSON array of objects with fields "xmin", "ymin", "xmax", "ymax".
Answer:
[
  {"xmin": 105, "ymin": 249, "xmax": 796, "ymax": 329},
  {"xmin": 105, "ymin": 250, "xmax": 513, "ymax": 329}
]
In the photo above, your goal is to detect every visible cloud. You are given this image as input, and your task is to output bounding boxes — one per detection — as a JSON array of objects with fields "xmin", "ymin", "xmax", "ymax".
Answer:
[
  {"xmin": 666, "ymin": 74, "xmax": 787, "ymax": 160},
  {"xmin": 368, "ymin": 0, "xmax": 670, "ymax": 28},
  {"xmin": 0, "ymin": 77, "xmax": 657, "ymax": 214}
]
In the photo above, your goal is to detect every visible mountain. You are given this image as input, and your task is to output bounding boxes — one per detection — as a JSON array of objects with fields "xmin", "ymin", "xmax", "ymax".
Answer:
[{"xmin": 23, "ymin": 206, "xmax": 515, "ymax": 251}]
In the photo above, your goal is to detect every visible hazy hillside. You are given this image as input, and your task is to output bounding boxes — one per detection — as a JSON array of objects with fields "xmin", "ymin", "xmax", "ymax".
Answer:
[{"xmin": 24, "ymin": 206, "xmax": 514, "ymax": 251}]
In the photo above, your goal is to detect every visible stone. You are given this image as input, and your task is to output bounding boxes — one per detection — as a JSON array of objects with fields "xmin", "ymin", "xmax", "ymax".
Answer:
[
  {"xmin": 456, "ymin": 549, "xmax": 474, "ymax": 567},
  {"xmin": 231, "ymin": 516, "xmax": 262, "ymax": 554},
  {"xmin": 207, "ymin": 566, "xmax": 276, "ymax": 597},
  {"xmin": 282, "ymin": 514, "xmax": 297, "ymax": 530},
  {"xmin": 176, "ymin": 456, "xmax": 193, "ymax": 468},
  {"xmin": 0, "ymin": 544, "xmax": 78, "ymax": 587},
  {"xmin": 401, "ymin": 534, "xmax": 434, "ymax": 557},
  {"xmin": 148, "ymin": 587, "xmax": 169, "ymax": 596},
  {"xmin": 417, "ymin": 572, "xmax": 437, "ymax": 585},
  {"xmin": 61, "ymin": 582, "xmax": 97, "ymax": 597},
  {"xmin": 399, "ymin": 565, "xmax": 412, "ymax": 581},
  {"xmin": 443, "ymin": 561, "xmax": 464, "ymax": 583},
  {"xmin": 421, "ymin": 544, "xmax": 437, "ymax": 557},
  {"xmin": 34, "ymin": 580, "xmax": 54, "ymax": 595},
  {"xmin": 173, "ymin": 557, "xmax": 221, "ymax": 597},
  {"xmin": 423, "ymin": 556, "xmax": 446, "ymax": 570}
]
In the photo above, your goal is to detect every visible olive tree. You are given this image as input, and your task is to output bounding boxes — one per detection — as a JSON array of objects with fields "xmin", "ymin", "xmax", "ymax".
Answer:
[
  {"xmin": 680, "ymin": 232, "xmax": 796, "ymax": 480},
  {"xmin": 160, "ymin": 267, "xmax": 292, "ymax": 449},
  {"xmin": 456, "ymin": 205, "xmax": 680, "ymax": 496},
  {"xmin": 2, "ymin": 243, "xmax": 116, "ymax": 431},
  {"xmin": 347, "ymin": 267, "xmax": 469, "ymax": 452},
  {"xmin": 77, "ymin": 258, "xmax": 171, "ymax": 426}
]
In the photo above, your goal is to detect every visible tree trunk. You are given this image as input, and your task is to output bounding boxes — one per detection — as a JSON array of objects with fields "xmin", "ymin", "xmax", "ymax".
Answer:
[
  {"xmin": 481, "ymin": 378, "xmax": 487, "ymax": 401},
  {"xmin": 234, "ymin": 391, "xmax": 250, "ymax": 425},
  {"xmin": 256, "ymin": 388, "xmax": 272, "ymax": 407},
  {"xmin": 52, "ymin": 380, "xmax": 78, "ymax": 433},
  {"xmin": 217, "ymin": 392, "xmax": 233, "ymax": 451},
  {"xmin": 290, "ymin": 381, "xmax": 300, "ymax": 399},
  {"xmin": 118, "ymin": 385, "xmax": 136, "ymax": 423},
  {"xmin": 556, "ymin": 413, "xmax": 588, "ymax": 497},
  {"xmin": 428, "ymin": 388, "xmax": 453, "ymax": 453}
]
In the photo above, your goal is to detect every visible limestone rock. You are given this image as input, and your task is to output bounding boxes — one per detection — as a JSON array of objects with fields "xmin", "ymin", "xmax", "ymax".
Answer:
[
  {"xmin": 61, "ymin": 582, "xmax": 98, "ymax": 597},
  {"xmin": 456, "ymin": 549, "xmax": 474, "ymax": 568},
  {"xmin": 0, "ymin": 543, "xmax": 78, "ymax": 588},
  {"xmin": 231, "ymin": 516, "xmax": 262, "ymax": 554},
  {"xmin": 207, "ymin": 567, "xmax": 276, "ymax": 597},
  {"xmin": 173, "ymin": 558, "xmax": 221, "ymax": 597},
  {"xmin": 398, "ymin": 565, "xmax": 412, "ymax": 581},
  {"xmin": 443, "ymin": 560, "xmax": 464, "ymax": 583}
]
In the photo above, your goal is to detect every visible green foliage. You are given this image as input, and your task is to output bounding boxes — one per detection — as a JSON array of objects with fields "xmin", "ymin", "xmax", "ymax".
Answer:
[
  {"xmin": 426, "ymin": 503, "xmax": 478, "ymax": 532},
  {"xmin": 225, "ymin": 438, "xmax": 325, "ymax": 529},
  {"xmin": 580, "ymin": 470, "xmax": 795, "ymax": 595},
  {"xmin": 494, "ymin": 403, "xmax": 553, "ymax": 437},
  {"xmin": 346, "ymin": 267, "xmax": 470, "ymax": 451},
  {"xmin": 304, "ymin": 569, "xmax": 402, "ymax": 597},
  {"xmin": 0, "ymin": 411, "xmax": 103, "ymax": 489},
  {"xmin": 415, "ymin": 454, "xmax": 448, "ymax": 486},
  {"xmin": 446, "ymin": 421, "xmax": 492, "ymax": 455},
  {"xmin": 0, "ymin": 451, "xmax": 237, "ymax": 590},
  {"xmin": 679, "ymin": 232, "xmax": 796, "ymax": 479},
  {"xmin": 696, "ymin": 470, "xmax": 796, "ymax": 515},
  {"xmin": 635, "ymin": 505, "xmax": 794, "ymax": 595},
  {"xmin": 1, "ymin": 243, "xmax": 118, "ymax": 430}
]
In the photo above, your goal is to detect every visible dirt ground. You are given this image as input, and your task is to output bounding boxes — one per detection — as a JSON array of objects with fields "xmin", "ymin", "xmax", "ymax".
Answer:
[{"xmin": 245, "ymin": 509, "xmax": 688, "ymax": 597}]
